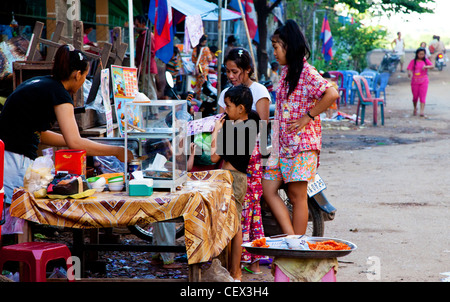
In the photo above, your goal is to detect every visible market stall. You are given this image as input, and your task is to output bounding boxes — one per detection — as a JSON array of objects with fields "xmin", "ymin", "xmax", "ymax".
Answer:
[{"xmin": 9, "ymin": 169, "xmax": 239, "ymax": 280}]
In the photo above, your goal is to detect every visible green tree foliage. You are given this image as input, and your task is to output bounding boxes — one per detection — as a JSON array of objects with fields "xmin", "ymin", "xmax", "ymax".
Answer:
[{"xmin": 283, "ymin": 0, "xmax": 434, "ymax": 71}]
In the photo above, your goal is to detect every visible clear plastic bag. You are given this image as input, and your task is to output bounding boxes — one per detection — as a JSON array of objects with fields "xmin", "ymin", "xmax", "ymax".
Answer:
[
  {"xmin": 201, "ymin": 259, "xmax": 234, "ymax": 282},
  {"xmin": 23, "ymin": 148, "xmax": 54, "ymax": 194},
  {"xmin": 93, "ymin": 156, "xmax": 125, "ymax": 175}
]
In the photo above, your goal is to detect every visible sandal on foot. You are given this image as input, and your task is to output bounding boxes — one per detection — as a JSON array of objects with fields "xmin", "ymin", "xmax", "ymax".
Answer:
[{"xmin": 243, "ymin": 266, "xmax": 262, "ymax": 275}]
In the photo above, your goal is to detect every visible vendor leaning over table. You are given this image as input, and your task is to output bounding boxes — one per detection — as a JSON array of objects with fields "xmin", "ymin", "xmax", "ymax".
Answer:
[{"xmin": 0, "ymin": 44, "xmax": 134, "ymax": 235}]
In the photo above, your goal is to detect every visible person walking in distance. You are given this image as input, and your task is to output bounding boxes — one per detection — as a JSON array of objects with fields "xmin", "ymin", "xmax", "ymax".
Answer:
[
  {"xmin": 407, "ymin": 47, "xmax": 433, "ymax": 117},
  {"xmin": 391, "ymin": 32, "xmax": 406, "ymax": 72}
]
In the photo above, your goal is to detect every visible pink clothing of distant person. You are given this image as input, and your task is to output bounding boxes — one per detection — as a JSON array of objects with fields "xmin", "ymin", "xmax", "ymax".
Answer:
[{"xmin": 407, "ymin": 58, "xmax": 432, "ymax": 104}]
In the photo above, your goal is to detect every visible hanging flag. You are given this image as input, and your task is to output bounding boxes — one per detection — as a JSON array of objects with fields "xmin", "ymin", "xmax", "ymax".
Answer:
[
  {"xmin": 320, "ymin": 14, "xmax": 333, "ymax": 62},
  {"xmin": 148, "ymin": 0, "xmax": 174, "ymax": 63},
  {"xmin": 229, "ymin": 0, "xmax": 259, "ymax": 43}
]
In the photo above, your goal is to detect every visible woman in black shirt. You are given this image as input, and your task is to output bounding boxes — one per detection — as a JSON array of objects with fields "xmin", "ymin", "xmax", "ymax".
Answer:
[{"xmin": 0, "ymin": 45, "xmax": 133, "ymax": 233}]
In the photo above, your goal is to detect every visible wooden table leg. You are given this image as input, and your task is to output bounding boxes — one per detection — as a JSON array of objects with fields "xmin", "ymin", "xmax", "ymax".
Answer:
[
  {"xmin": 188, "ymin": 263, "xmax": 201, "ymax": 282},
  {"xmin": 17, "ymin": 220, "xmax": 32, "ymax": 243}
]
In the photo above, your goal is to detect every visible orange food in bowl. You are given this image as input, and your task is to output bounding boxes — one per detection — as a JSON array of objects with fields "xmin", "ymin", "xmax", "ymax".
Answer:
[
  {"xmin": 251, "ymin": 237, "xmax": 269, "ymax": 248},
  {"xmin": 307, "ymin": 240, "xmax": 351, "ymax": 250}
]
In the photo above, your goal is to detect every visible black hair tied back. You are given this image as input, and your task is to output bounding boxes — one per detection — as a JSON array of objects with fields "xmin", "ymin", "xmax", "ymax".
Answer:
[{"xmin": 52, "ymin": 44, "xmax": 89, "ymax": 81}]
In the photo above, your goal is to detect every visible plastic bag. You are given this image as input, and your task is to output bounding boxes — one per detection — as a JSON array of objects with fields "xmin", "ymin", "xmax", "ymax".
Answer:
[
  {"xmin": 23, "ymin": 148, "xmax": 54, "ymax": 194},
  {"xmin": 201, "ymin": 259, "xmax": 234, "ymax": 282},
  {"xmin": 193, "ymin": 133, "xmax": 214, "ymax": 166},
  {"xmin": 93, "ymin": 156, "xmax": 125, "ymax": 175}
]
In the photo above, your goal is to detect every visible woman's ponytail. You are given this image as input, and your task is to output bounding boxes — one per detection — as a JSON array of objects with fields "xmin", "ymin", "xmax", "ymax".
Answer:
[{"xmin": 52, "ymin": 45, "xmax": 89, "ymax": 81}]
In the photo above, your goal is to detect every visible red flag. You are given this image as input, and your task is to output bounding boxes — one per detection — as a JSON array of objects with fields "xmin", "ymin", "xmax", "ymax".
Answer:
[
  {"xmin": 230, "ymin": 0, "xmax": 259, "ymax": 43},
  {"xmin": 149, "ymin": 0, "xmax": 174, "ymax": 63}
]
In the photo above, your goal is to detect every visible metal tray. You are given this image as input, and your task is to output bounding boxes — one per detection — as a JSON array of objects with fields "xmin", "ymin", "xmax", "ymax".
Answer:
[{"xmin": 242, "ymin": 237, "xmax": 357, "ymax": 259}]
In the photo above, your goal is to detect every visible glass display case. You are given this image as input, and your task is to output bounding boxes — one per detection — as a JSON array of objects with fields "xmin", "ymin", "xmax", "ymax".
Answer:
[{"xmin": 124, "ymin": 100, "xmax": 189, "ymax": 192}]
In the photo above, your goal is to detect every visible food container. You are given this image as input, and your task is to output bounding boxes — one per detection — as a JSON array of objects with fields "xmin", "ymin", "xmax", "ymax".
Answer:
[
  {"xmin": 55, "ymin": 149, "xmax": 86, "ymax": 175},
  {"xmin": 285, "ymin": 235, "xmax": 309, "ymax": 250},
  {"xmin": 108, "ymin": 183, "xmax": 124, "ymax": 191},
  {"xmin": 108, "ymin": 175, "xmax": 124, "ymax": 184},
  {"xmin": 265, "ymin": 237, "xmax": 288, "ymax": 249},
  {"xmin": 87, "ymin": 176, "xmax": 107, "ymax": 192},
  {"xmin": 129, "ymin": 178, "xmax": 153, "ymax": 196}
]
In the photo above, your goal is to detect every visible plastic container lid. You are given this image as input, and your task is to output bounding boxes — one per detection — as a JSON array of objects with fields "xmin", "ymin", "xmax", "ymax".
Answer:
[{"xmin": 129, "ymin": 178, "xmax": 153, "ymax": 186}]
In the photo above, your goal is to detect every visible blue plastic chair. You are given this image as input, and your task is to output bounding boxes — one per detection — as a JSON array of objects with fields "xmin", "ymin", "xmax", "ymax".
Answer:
[
  {"xmin": 339, "ymin": 70, "xmax": 358, "ymax": 105},
  {"xmin": 360, "ymin": 70, "xmax": 379, "ymax": 90},
  {"xmin": 328, "ymin": 71, "xmax": 346, "ymax": 106},
  {"xmin": 352, "ymin": 70, "xmax": 379, "ymax": 104},
  {"xmin": 373, "ymin": 72, "xmax": 390, "ymax": 105}
]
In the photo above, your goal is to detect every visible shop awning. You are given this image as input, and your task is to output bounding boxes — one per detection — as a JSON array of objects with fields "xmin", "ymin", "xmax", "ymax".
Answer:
[{"xmin": 170, "ymin": 0, "xmax": 241, "ymax": 21}]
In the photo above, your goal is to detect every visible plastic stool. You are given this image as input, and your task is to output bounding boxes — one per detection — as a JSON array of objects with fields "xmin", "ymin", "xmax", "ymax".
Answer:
[{"xmin": 0, "ymin": 242, "xmax": 74, "ymax": 282}]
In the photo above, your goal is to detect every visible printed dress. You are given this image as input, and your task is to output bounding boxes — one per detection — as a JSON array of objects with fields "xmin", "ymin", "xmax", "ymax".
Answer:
[
  {"xmin": 241, "ymin": 141, "xmax": 267, "ymax": 263},
  {"xmin": 264, "ymin": 60, "xmax": 330, "ymax": 183}
]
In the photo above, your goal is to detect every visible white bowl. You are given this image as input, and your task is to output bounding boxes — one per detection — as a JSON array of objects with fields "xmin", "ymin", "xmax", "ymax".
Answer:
[
  {"xmin": 108, "ymin": 184, "xmax": 124, "ymax": 191},
  {"xmin": 88, "ymin": 177, "xmax": 107, "ymax": 189},
  {"xmin": 285, "ymin": 236, "xmax": 309, "ymax": 250},
  {"xmin": 94, "ymin": 186, "xmax": 105, "ymax": 192}
]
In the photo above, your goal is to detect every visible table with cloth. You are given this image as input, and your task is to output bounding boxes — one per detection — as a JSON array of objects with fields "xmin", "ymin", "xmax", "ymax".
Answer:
[{"xmin": 9, "ymin": 170, "xmax": 239, "ymax": 280}]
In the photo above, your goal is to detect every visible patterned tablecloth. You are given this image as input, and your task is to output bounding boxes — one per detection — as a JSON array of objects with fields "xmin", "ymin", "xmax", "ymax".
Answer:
[{"xmin": 9, "ymin": 170, "xmax": 239, "ymax": 265}]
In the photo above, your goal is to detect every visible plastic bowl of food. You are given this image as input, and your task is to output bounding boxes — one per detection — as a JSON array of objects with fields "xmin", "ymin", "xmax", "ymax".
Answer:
[
  {"xmin": 87, "ymin": 177, "xmax": 107, "ymax": 189},
  {"xmin": 108, "ymin": 176, "xmax": 124, "ymax": 183},
  {"xmin": 93, "ymin": 186, "xmax": 106, "ymax": 192},
  {"xmin": 285, "ymin": 235, "xmax": 309, "ymax": 250}
]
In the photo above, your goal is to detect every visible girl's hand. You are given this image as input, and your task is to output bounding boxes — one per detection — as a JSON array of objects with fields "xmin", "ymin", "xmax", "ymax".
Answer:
[
  {"xmin": 190, "ymin": 142, "xmax": 197, "ymax": 155},
  {"xmin": 286, "ymin": 115, "xmax": 310, "ymax": 132},
  {"xmin": 214, "ymin": 115, "xmax": 226, "ymax": 132}
]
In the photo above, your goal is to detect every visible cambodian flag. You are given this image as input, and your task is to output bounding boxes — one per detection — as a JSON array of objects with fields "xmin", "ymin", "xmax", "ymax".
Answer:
[
  {"xmin": 229, "ymin": 0, "xmax": 259, "ymax": 43},
  {"xmin": 320, "ymin": 14, "xmax": 333, "ymax": 62},
  {"xmin": 149, "ymin": 0, "xmax": 173, "ymax": 63}
]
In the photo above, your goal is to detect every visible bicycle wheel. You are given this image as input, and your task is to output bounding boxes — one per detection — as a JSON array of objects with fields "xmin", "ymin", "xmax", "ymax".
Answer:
[{"xmin": 128, "ymin": 221, "xmax": 185, "ymax": 243}]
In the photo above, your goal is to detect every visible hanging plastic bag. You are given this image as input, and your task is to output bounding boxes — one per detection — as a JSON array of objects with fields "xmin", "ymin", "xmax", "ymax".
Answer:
[{"xmin": 23, "ymin": 148, "xmax": 54, "ymax": 197}]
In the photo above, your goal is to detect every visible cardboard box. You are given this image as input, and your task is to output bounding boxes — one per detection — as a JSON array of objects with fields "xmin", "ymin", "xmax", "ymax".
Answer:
[{"xmin": 55, "ymin": 149, "xmax": 87, "ymax": 176}]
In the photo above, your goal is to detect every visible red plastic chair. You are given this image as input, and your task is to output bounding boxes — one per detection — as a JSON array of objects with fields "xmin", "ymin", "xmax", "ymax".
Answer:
[
  {"xmin": 0, "ymin": 139, "xmax": 4, "ymax": 235},
  {"xmin": 353, "ymin": 76, "xmax": 385, "ymax": 126},
  {"xmin": 0, "ymin": 242, "xmax": 74, "ymax": 282},
  {"xmin": 328, "ymin": 71, "xmax": 347, "ymax": 106}
]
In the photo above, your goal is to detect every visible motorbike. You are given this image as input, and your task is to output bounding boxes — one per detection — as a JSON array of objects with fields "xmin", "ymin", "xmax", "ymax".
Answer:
[
  {"xmin": 435, "ymin": 53, "xmax": 446, "ymax": 71},
  {"xmin": 378, "ymin": 51, "xmax": 401, "ymax": 74},
  {"xmin": 260, "ymin": 174, "xmax": 336, "ymax": 237}
]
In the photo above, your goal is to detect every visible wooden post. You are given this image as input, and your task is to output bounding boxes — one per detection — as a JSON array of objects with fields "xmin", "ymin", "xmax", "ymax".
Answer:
[
  {"xmin": 95, "ymin": 0, "xmax": 109, "ymax": 46},
  {"xmin": 46, "ymin": 0, "xmax": 56, "ymax": 40},
  {"xmin": 217, "ymin": 0, "xmax": 223, "ymax": 99}
]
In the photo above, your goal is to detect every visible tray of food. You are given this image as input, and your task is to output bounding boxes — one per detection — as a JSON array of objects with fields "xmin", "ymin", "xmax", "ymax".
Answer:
[{"xmin": 242, "ymin": 235, "xmax": 357, "ymax": 259}]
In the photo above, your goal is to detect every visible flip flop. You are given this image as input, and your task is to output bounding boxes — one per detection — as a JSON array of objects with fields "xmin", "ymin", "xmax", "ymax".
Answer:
[{"xmin": 243, "ymin": 266, "xmax": 262, "ymax": 275}]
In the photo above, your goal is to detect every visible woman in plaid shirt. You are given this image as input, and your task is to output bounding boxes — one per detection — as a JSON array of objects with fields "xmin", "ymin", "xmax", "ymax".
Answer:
[{"xmin": 262, "ymin": 20, "xmax": 339, "ymax": 235}]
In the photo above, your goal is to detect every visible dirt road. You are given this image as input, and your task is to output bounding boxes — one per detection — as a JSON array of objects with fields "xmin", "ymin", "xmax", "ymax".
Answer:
[{"xmin": 244, "ymin": 66, "xmax": 450, "ymax": 282}]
